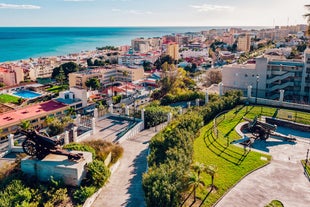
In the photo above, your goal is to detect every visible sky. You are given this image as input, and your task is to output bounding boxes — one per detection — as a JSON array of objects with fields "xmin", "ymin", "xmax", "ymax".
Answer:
[{"xmin": 0, "ymin": 0, "xmax": 309, "ymax": 26}]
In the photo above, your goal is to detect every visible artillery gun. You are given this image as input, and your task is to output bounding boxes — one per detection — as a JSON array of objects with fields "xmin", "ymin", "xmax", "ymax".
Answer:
[
  {"xmin": 19, "ymin": 129, "xmax": 83, "ymax": 160},
  {"xmin": 243, "ymin": 116, "xmax": 277, "ymax": 140}
]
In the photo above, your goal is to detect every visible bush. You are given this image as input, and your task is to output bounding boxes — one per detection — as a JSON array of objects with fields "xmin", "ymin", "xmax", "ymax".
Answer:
[
  {"xmin": 64, "ymin": 143, "xmax": 96, "ymax": 159},
  {"xmin": 83, "ymin": 140, "xmax": 124, "ymax": 165},
  {"xmin": 143, "ymin": 90, "xmax": 242, "ymax": 207},
  {"xmin": 73, "ymin": 186, "xmax": 97, "ymax": 204},
  {"xmin": 85, "ymin": 160, "xmax": 110, "ymax": 188},
  {"xmin": 160, "ymin": 91, "xmax": 204, "ymax": 105}
]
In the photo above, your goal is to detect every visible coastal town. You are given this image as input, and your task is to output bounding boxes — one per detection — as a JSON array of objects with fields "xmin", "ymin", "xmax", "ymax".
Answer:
[{"xmin": 0, "ymin": 15, "xmax": 310, "ymax": 207}]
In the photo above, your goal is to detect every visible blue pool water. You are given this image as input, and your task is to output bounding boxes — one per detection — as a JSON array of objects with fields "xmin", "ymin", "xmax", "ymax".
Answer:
[
  {"xmin": 276, "ymin": 126, "xmax": 310, "ymax": 139},
  {"xmin": 13, "ymin": 90, "xmax": 42, "ymax": 99}
]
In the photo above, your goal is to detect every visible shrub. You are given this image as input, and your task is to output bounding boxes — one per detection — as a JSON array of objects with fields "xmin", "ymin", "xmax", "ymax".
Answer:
[
  {"xmin": 83, "ymin": 140, "xmax": 124, "ymax": 164},
  {"xmin": 85, "ymin": 160, "xmax": 110, "ymax": 188},
  {"xmin": 73, "ymin": 186, "xmax": 97, "ymax": 204},
  {"xmin": 143, "ymin": 90, "xmax": 242, "ymax": 207},
  {"xmin": 64, "ymin": 143, "xmax": 96, "ymax": 159},
  {"xmin": 160, "ymin": 91, "xmax": 204, "ymax": 105}
]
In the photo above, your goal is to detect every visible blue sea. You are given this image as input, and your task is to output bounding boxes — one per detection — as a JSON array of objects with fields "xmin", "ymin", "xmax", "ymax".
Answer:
[{"xmin": 0, "ymin": 27, "xmax": 268, "ymax": 62}]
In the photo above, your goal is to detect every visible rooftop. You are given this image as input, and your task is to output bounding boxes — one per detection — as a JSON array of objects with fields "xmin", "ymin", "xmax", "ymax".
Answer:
[{"xmin": 0, "ymin": 100, "xmax": 68, "ymax": 128}]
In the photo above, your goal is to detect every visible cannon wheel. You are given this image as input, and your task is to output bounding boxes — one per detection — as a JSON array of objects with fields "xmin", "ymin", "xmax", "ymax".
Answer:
[{"xmin": 22, "ymin": 139, "xmax": 38, "ymax": 156}]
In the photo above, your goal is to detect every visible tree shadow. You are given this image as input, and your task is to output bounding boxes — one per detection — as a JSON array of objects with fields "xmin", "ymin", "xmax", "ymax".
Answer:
[{"xmin": 121, "ymin": 148, "xmax": 148, "ymax": 207}]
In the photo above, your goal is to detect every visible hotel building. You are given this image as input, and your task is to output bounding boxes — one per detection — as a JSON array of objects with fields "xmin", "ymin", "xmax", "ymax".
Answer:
[
  {"xmin": 69, "ymin": 65, "xmax": 144, "ymax": 89},
  {"xmin": 222, "ymin": 49, "xmax": 310, "ymax": 103}
]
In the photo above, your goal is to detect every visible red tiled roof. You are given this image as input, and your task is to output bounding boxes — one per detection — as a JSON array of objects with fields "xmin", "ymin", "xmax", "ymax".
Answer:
[{"xmin": 0, "ymin": 100, "xmax": 68, "ymax": 128}]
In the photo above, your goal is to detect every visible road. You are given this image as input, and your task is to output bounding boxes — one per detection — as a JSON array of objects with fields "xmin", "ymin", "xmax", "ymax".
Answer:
[{"xmin": 92, "ymin": 129, "xmax": 157, "ymax": 207}]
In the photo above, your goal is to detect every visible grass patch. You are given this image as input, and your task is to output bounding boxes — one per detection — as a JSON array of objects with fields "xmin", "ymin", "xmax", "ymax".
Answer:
[
  {"xmin": 0, "ymin": 94, "xmax": 20, "ymax": 104},
  {"xmin": 194, "ymin": 106, "xmax": 275, "ymax": 206},
  {"xmin": 46, "ymin": 85, "xmax": 68, "ymax": 93},
  {"xmin": 194, "ymin": 105, "xmax": 310, "ymax": 206}
]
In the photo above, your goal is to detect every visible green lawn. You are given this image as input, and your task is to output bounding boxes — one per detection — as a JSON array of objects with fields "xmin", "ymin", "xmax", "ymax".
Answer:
[
  {"xmin": 46, "ymin": 85, "xmax": 68, "ymax": 93},
  {"xmin": 0, "ymin": 94, "xmax": 20, "ymax": 104},
  {"xmin": 193, "ymin": 105, "xmax": 310, "ymax": 206}
]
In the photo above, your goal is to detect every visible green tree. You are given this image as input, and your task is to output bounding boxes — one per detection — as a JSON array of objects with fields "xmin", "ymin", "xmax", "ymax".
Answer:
[
  {"xmin": 52, "ymin": 62, "xmax": 80, "ymax": 80},
  {"xmin": 0, "ymin": 82, "xmax": 5, "ymax": 88},
  {"xmin": 122, "ymin": 71, "xmax": 129, "ymax": 97},
  {"xmin": 86, "ymin": 78, "xmax": 100, "ymax": 90},
  {"xmin": 55, "ymin": 67, "xmax": 66, "ymax": 86},
  {"xmin": 87, "ymin": 58, "xmax": 94, "ymax": 66},
  {"xmin": 187, "ymin": 172, "xmax": 205, "ymax": 206},
  {"xmin": 199, "ymin": 165, "xmax": 217, "ymax": 207},
  {"xmin": 66, "ymin": 107, "xmax": 76, "ymax": 116},
  {"xmin": 20, "ymin": 120, "xmax": 31, "ymax": 130}
]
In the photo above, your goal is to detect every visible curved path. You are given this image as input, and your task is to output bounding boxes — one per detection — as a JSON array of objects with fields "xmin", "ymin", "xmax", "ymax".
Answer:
[
  {"xmin": 215, "ymin": 138, "xmax": 310, "ymax": 207},
  {"xmin": 92, "ymin": 129, "xmax": 157, "ymax": 207}
]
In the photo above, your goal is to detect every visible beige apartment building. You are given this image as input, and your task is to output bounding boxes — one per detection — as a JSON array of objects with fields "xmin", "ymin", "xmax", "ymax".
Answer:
[
  {"xmin": 166, "ymin": 42, "xmax": 179, "ymax": 60},
  {"xmin": 237, "ymin": 34, "xmax": 251, "ymax": 52},
  {"xmin": 69, "ymin": 65, "xmax": 144, "ymax": 89},
  {"xmin": 222, "ymin": 49, "xmax": 310, "ymax": 103},
  {"xmin": 0, "ymin": 66, "xmax": 24, "ymax": 86}
]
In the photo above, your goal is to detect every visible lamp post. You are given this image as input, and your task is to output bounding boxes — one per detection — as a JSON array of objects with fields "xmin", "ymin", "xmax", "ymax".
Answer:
[{"xmin": 255, "ymin": 74, "xmax": 259, "ymax": 104}]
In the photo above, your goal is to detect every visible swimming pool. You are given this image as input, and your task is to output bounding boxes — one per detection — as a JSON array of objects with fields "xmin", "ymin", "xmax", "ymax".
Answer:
[{"xmin": 13, "ymin": 90, "xmax": 42, "ymax": 99}]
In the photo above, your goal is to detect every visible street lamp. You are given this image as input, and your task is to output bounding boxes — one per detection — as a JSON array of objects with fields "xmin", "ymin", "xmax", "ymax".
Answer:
[{"xmin": 255, "ymin": 74, "xmax": 259, "ymax": 104}]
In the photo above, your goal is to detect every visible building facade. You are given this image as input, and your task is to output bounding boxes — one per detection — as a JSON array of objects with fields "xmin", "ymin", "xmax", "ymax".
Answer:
[
  {"xmin": 166, "ymin": 42, "xmax": 180, "ymax": 60},
  {"xmin": 69, "ymin": 65, "xmax": 144, "ymax": 89},
  {"xmin": 237, "ymin": 34, "xmax": 251, "ymax": 52},
  {"xmin": 222, "ymin": 49, "xmax": 310, "ymax": 103}
]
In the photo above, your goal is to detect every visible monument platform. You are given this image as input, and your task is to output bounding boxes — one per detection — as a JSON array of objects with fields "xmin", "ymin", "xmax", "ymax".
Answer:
[{"xmin": 21, "ymin": 151, "xmax": 92, "ymax": 186}]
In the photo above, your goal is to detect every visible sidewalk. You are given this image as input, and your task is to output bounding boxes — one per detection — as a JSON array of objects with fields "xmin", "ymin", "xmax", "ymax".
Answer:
[{"xmin": 91, "ymin": 129, "xmax": 157, "ymax": 207}]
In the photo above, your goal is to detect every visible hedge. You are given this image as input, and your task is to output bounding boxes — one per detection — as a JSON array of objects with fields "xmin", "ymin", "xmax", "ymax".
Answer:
[{"xmin": 142, "ymin": 90, "xmax": 242, "ymax": 207}]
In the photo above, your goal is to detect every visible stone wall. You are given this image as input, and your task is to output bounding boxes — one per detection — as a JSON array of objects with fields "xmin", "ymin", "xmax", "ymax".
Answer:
[{"xmin": 265, "ymin": 117, "xmax": 310, "ymax": 132}]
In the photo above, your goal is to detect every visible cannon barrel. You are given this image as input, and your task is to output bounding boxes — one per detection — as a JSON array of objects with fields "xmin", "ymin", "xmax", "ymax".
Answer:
[{"xmin": 256, "ymin": 120, "xmax": 277, "ymax": 131}]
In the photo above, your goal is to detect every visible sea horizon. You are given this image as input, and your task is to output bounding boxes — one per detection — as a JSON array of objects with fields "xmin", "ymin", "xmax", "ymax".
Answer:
[{"xmin": 0, "ymin": 26, "xmax": 271, "ymax": 63}]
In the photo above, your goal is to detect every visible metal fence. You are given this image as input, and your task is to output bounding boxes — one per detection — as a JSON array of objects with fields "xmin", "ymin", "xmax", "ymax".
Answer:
[{"xmin": 223, "ymin": 86, "xmax": 310, "ymax": 105}]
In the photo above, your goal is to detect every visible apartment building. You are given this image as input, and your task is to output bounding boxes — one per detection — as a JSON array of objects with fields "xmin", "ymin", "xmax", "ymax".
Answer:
[
  {"xmin": 166, "ymin": 42, "xmax": 179, "ymax": 60},
  {"xmin": 69, "ymin": 65, "xmax": 144, "ymax": 89},
  {"xmin": 222, "ymin": 49, "xmax": 310, "ymax": 103},
  {"xmin": 0, "ymin": 66, "xmax": 24, "ymax": 86},
  {"xmin": 237, "ymin": 34, "xmax": 251, "ymax": 52}
]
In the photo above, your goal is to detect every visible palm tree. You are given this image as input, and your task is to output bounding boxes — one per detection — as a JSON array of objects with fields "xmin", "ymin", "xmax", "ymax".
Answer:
[
  {"xmin": 187, "ymin": 172, "xmax": 205, "ymax": 207},
  {"xmin": 191, "ymin": 162, "xmax": 206, "ymax": 178},
  {"xmin": 109, "ymin": 76, "xmax": 115, "ymax": 97},
  {"xmin": 199, "ymin": 165, "xmax": 217, "ymax": 207},
  {"xmin": 66, "ymin": 107, "xmax": 76, "ymax": 117},
  {"xmin": 20, "ymin": 120, "xmax": 31, "ymax": 130},
  {"xmin": 122, "ymin": 71, "xmax": 129, "ymax": 97}
]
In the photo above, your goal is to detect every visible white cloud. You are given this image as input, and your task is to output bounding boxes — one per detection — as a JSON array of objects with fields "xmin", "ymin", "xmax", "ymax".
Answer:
[
  {"xmin": 128, "ymin": 10, "xmax": 153, "ymax": 15},
  {"xmin": 190, "ymin": 4, "xmax": 234, "ymax": 12},
  {"xmin": 0, "ymin": 3, "xmax": 40, "ymax": 9},
  {"xmin": 111, "ymin": 8, "xmax": 152, "ymax": 15},
  {"xmin": 112, "ymin": 8, "xmax": 121, "ymax": 12}
]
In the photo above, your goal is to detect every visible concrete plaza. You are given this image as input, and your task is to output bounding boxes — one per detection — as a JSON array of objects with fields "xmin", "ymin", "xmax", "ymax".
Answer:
[{"xmin": 215, "ymin": 138, "xmax": 310, "ymax": 207}]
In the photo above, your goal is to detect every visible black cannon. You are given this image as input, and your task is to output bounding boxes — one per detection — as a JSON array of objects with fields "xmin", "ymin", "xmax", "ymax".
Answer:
[
  {"xmin": 243, "ymin": 116, "xmax": 277, "ymax": 140},
  {"xmin": 19, "ymin": 129, "xmax": 83, "ymax": 161}
]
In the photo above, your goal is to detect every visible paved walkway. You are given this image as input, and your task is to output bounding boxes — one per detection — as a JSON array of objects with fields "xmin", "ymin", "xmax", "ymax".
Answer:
[
  {"xmin": 215, "ymin": 138, "xmax": 310, "ymax": 207},
  {"xmin": 92, "ymin": 129, "xmax": 157, "ymax": 207}
]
